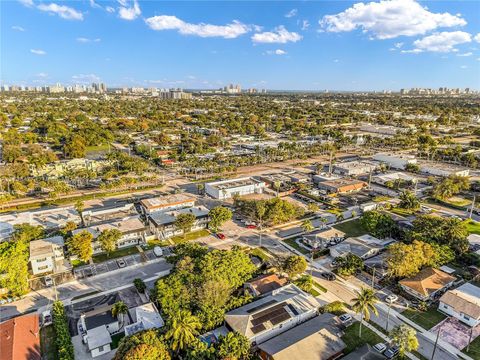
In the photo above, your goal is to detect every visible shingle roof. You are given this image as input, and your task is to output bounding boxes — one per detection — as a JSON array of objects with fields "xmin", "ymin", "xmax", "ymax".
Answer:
[
  {"xmin": 440, "ymin": 283, "xmax": 480, "ymax": 319},
  {"xmin": 0, "ymin": 313, "xmax": 41, "ymax": 360},
  {"xmin": 399, "ymin": 268, "xmax": 456, "ymax": 297}
]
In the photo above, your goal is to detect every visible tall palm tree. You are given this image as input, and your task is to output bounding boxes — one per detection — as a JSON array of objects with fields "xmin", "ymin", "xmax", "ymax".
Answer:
[
  {"xmin": 165, "ymin": 310, "xmax": 201, "ymax": 353},
  {"xmin": 352, "ymin": 287, "xmax": 378, "ymax": 337},
  {"xmin": 111, "ymin": 301, "xmax": 128, "ymax": 328},
  {"xmin": 301, "ymin": 219, "xmax": 314, "ymax": 233}
]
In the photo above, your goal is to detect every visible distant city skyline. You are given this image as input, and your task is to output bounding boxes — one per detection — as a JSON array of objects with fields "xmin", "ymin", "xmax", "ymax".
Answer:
[{"xmin": 2, "ymin": 0, "xmax": 480, "ymax": 90}]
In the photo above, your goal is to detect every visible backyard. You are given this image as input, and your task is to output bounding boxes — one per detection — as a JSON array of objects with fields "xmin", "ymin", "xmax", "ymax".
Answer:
[
  {"xmin": 92, "ymin": 246, "xmax": 140, "ymax": 263},
  {"xmin": 40, "ymin": 325, "xmax": 57, "ymax": 360},
  {"xmin": 341, "ymin": 322, "xmax": 384, "ymax": 354},
  {"xmin": 170, "ymin": 229, "xmax": 211, "ymax": 244},
  {"xmin": 333, "ymin": 218, "xmax": 367, "ymax": 237},
  {"xmin": 402, "ymin": 306, "xmax": 447, "ymax": 330}
]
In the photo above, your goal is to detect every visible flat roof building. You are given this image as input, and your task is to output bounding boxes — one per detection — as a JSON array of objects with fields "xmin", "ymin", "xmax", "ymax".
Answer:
[
  {"xmin": 139, "ymin": 193, "xmax": 196, "ymax": 215},
  {"xmin": 373, "ymin": 153, "xmax": 417, "ymax": 170},
  {"xmin": 318, "ymin": 178, "xmax": 368, "ymax": 195},
  {"xmin": 418, "ymin": 161, "xmax": 470, "ymax": 177},
  {"xmin": 330, "ymin": 160, "xmax": 377, "ymax": 176},
  {"xmin": 205, "ymin": 177, "xmax": 266, "ymax": 199}
]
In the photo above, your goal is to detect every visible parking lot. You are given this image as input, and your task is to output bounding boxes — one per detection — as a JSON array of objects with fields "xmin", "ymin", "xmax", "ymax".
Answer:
[{"xmin": 73, "ymin": 248, "xmax": 170, "ymax": 279}]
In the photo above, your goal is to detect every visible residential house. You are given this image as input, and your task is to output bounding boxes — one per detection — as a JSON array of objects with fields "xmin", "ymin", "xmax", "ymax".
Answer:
[
  {"xmin": 439, "ymin": 283, "xmax": 480, "ymax": 327},
  {"xmin": 82, "ymin": 203, "xmax": 138, "ymax": 226},
  {"xmin": 205, "ymin": 177, "xmax": 266, "ymax": 199},
  {"xmin": 124, "ymin": 302, "xmax": 164, "ymax": 336},
  {"xmin": 244, "ymin": 274, "xmax": 288, "ymax": 297},
  {"xmin": 0, "ymin": 313, "xmax": 41, "ymax": 360},
  {"xmin": 29, "ymin": 236, "xmax": 68, "ymax": 276},
  {"xmin": 224, "ymin": 284, "xmax": 319, "ymax": 345},
  {"xmin": 86, "ymin": 325, "xmax": 112, "ymax": 358},
  {"xmin": 257, "ymin": 314, "xmax": 346, "ymax": 360},
  {"xmin": 72, "ymin": 216, "xmax": 146, "ymax": 254},
  {"xmin": 147, "ymin": 206, "xmax": 209, "ymax": 240},
  {"xmin": 330, "ymin": 235, "xmax": 394, "ymax": 260},
  {"xmin": 399, "ymin": 268, "xmax": 456, "ymax": 301},
  {"xmin": 302, "ymin": 227, "xmax": 346, "ymax": 249}
]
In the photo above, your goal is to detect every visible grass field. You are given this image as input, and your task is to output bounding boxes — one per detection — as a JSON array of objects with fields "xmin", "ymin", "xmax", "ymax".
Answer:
[
  {"xmin": 146, "ymin": 239, "xmax": 170, "ymax": 249},
  {"xmin": 92, "ymin": 246, "xmax": 139, "ymax": 263},
  {"xmin": 170, "ymin": 229, "xmax": 210, "ymax": 244},
  {"xmin": 342, "ymin": 322, "xmax": 384, "ymax": 354},
  {"xmin": 333, "ymin": 218, "xmax": 367, "ymax": 237},
  {"xmin": 248, "ymin": 247, "xmax": 271, "ymax": 262},
  {"xmin": 464, "ymin": 333, "xmax": 480, "ymax": 359},
  {"xmin": 402, "ymin": 306, "xmax": 446, "ymax": 330},
  {"xmin": 40, "ymin": 325, "xmax": 57, "ymax": 360},
  {"xmin": 111, "ymin": 333, "xmax": 125, "ymax": 349},
  {"xmin": 283, "ymin": 238, "xmax": 310, "ymax": 254},
  {"xmin": 465, "ymin": 220, "xmax": 480, "ymax": 235}
]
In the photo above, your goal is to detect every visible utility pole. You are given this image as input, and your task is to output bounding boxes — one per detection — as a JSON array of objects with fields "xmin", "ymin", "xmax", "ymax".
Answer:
[
  {"xmin": 466, "ymin": 326, "xmax": 474, "ymax": 353},
  {"xmin": 469, "ymin": 194, "xmax": 476, "ymax": 219},
  {"xmin": 385, "ymin": 302, "xmax": 392, "ymax": 332},
  {"xmin": 431, "ymin": 326, "xmax": 441, "ymax": 360},
  {"xmin": 371, "ymin": 267, "xmax": 376, "ymax": 289}
]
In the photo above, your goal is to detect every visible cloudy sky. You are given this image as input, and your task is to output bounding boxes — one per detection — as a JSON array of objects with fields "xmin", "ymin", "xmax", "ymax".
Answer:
[{"xmin": 2, "ymin": 0, "xmax": 480, "ymax": 90}]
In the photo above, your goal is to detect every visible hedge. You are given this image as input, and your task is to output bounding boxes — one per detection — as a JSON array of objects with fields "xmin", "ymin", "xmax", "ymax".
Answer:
[{"xmin": 52, "ymin": 301, "xmax": 74, "ymax": 360}]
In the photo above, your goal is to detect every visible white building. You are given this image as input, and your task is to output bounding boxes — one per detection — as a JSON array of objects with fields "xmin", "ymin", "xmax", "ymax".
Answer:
[
  {"xmin": 331, "ymin": 160, "xmax": 377, "ymax": 176},
  {"xmin": 82, "ymin": 203, "xmax": 138, "ymax": 226},
  {"xmin": 419, "ymin": 161, "xmax": 470, "ymax": 177},
  {"xmin": 372, "ymin": 172, "xmax": 417, "ymax": 186},
  {"xmin": 124, "ymin": 303, "xmax": 164, "ymax": 336},
  {"xmin": 139, "ymin": 193, "xmax": 196, "ymax": 215},
  {"xmin": 373, "ymin": 153, "xmax": 417, "ymax": 170},
  {"xmin": 205, "ymin": 177, "xmax": 266, "ymax": 199},
  {"xmin": 29, "ymin": 236, "xmax": 66, "ymax": 275},
  {"xmin": 439, "ymin": 283, "xmax": 480, "ymax": 327},
  {"xmin": 86, "ymin": 325, "xmax": 112, "ymax": 358}
]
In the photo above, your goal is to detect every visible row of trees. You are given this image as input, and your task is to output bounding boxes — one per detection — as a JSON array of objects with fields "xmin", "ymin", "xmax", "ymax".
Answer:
[
  {"xmin": 234, "ymin": 197, "xmax": 304, "ymax": 227},
  {"xmin": 52, "ymin": 301, "xmax": 75, "ymax": 360}
]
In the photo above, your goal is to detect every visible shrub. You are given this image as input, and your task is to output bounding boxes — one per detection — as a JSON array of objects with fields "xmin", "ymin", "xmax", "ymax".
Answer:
[{"xmin": 52, "ymin": 301, "xmax": 74, "ymax": 360}]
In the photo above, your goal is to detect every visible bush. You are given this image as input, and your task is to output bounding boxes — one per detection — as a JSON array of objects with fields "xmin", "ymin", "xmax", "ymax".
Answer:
[
  {"xmin": 52, "ymin": 301, "xmax": 74, "ymax": 360},
  {"xmin": 134, "ymin": 278, "xmax": 147, "ymax": 293},
  {"xmin": 319, "ymin": 301, "xmax": 346, "ymax": 315}
]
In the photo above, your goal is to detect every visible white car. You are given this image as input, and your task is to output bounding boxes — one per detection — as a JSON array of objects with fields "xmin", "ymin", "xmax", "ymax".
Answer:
[
  {"xmin": 385, "ymin": 294, "xmax": 398, "ymax": 303},
  {"xmin": 44, "ymin": 276, "xmax": 54, "ymax": 287},
  {"xmin": 338, "ymin": 314, "xmax": 353, "ymax": 325},
  {"xmin": 153, "ymin": 246, "xmax": 163, "ymax": 257},
  {"xmin": 373, "ymin": 343, "xmax": 387, "ymax": 353}
]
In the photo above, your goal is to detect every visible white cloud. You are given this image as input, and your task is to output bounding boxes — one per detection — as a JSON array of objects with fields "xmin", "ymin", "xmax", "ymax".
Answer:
[
  {"xmin": 118, "ymin": 0, "xmax": 141, "ymax": 20},
  {"xmin": 394, "ymin": 42, "xmax": 403, "ymax": 48},
  {"xmin": 301, "ymin": 20, "xmax": 310, "ymax": 31},
  {"xmin": 72, "ymin": 74, "xmax": 101, "ymax": 84},
  {"xmin": 106, "ymin": 6, "xmax": 115, "ymax": 13},
  {"xmin": 18, "ymin": 0, "xmax": 34, "ymax": 7},
  {"xmin": 285, "ymin": 9, "xmax": 298, "ymax": 18},
  {"xmin": 36, "ymin": 72, "xmax": 48, "ymax": 78},
  {"xmin": 37, "ymin": 3, "xmax": 83, "ymax": 20},
  {"xmin": 145, "ymin": 15, "xmax": 251, "ymax": 38},
  {"xmin": 76, "ymin": 37, "xmax": 101, "ymax": 43},
  {"xmin": 30, "ymin": 49, "xmax": 46, "ymax": 55},
  {"xmin": 412, "ymin": 31, "xmax": 472, "ymax": 52},
  {"xmin": 474, "ymin": 33, "xmax": 480, "ymax": 43},
  {"xmin": 457, "ymin": 52, "xmax": 472, "ymax": 57},
  {"xmin": 400, "ymin": 48, "xmax": 423, "ymax": 54},
  {"xmin": 266, "ymin": 49, "xmax": 287, "ymax": 55},
  {"xmin": 460, "ymin": 65, "xmax": 468, "ymax": 69},
  {"xmin": 252, "ymin": 26, "xmax": 302, "ymax": 44},
  {"xmin": 334, "ymin": 59, "xmax": 340, "ymax": 62},
  {"xmin": 320, "ymin": 0, "xmax": 466, "ymax": 39},
  {"xmin": 89, "ymin": 0, "xmax": 102, "ymax": 9},
  {"xmin": 12, "ymin": 25, "xmax": 25, "ymax": 31}
]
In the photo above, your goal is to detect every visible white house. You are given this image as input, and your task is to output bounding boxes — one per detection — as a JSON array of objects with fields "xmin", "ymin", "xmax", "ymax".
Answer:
[
  {"xmin": 224, "ymin": 284, "xmax": 319, "ymax": 345},
  {"xmin": 373, "ymin": 153, "xmax": 417, "ymax": 170},
  {"xmin": 439, "ymin": 283, "xmax": 480, "ymax": 327},
  {"xmin": 29, "ymin": 236, "xmax": 67, "ymax": 275},
  {"xmin": 205, "ymin": 177, "xmax": 266, "ymax": 199},
  {"xmin": 329, "ymin": 235, "xmax": 394, "ymax": 260},
  {"xmin": 86, "ymin": 325, "xmax": 112, "ymax": 358},
  {"xmin": 147, "ymin": 206, "xmax": 209, "ymax": 240},
  {"xmin": 331, "ymin": 160, "xmax": 377, "ymax": 176}
]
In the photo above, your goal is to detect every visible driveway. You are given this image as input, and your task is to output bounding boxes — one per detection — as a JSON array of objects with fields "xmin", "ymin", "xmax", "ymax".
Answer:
[{"xmin": 432, "ymin": 317, "xmax": 480, "ymax": 350}]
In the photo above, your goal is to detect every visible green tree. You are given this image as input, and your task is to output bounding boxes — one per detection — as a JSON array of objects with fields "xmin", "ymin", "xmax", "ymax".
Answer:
[
  {"xmin": 98, "ymin": 228, "xmax": 121, "ymax": 256},
  {"xmin": 67, "ymin": 230, "xmax": 93, "ymax": 262},
  {"xmin": 361, "ymin": 211, "xmax": 396, "ymax": 239},
  {"xmin": 352, "ymin": 287, "xmax": 378, "ymax": 337},
  {"xmin": 175, "ymin": 213, "xmax": 196, "ymax": 238},
  {"xmin": 112, "ymin": 301, "xmax": 128, "ymax": 327},
  {"xmin": 283, "ymin": 255, "xmax": 307, "ymax": 278},
  {"xmin": 64, "ymin": 135, "xmax": 86, "ymax": 158},
  {"xmin": 133, "ymin": 278, "xmax": 147, "ymax": 293},
  {"xmin": 165, "ymin": 310, "xmax": 202, "ymax": 353},
  {"xmin": 399, "ymin": 190, "xmax": 420, "ymax": 210},
  {"xmin": 208, "ymin": 206, "xmax": 233, "ymax": 232},
  {"xmin": 115, "ymin": 330, "xmax": 170, "ymax": 360},
  {"xmin": 336, "ymin": 254, "xmax": 364, "ymax": 276},
  {"xmin": 432, "ymin": 175, "xmax": 470, "ymax": 200},
  {"xmin": 307, "ymin": 203, "xmax": 320, "ymax": 213},
  {"xmin": 217, "ymin": 332, "xmax": 251, "ymax": 360},
  {"xmin": 294, "ymin": 274, "xmax": 313, "ymax": 293},
  {"xmin": 390, "ymin": 324, "xmax": 419, "ymax": 357},
  {"xmin": 301, "ymin": 219, "xmax": 314, "ymax": 233}
]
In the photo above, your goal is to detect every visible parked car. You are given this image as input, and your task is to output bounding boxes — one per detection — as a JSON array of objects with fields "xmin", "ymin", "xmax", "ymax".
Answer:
[
  {"xmin": 216, "ymin": 233, "xmax": 226, "ymax": 240},
  {"xmin": 384, "ymin": 345, "xmax": 400, "ymax": 359},
  {"xmin": 153, "ymin": 246, "xmax": 163, "ymax": 257},
  {"xmin": 321, "ymin": 272, "xmax": 336, "ymax": 281},
  {"xmin": 338, "ymin": 314, "xmax": 353, "ymax": 325},
  {"xmin": 117, "ymin": 259, "xmax": 126, "ymax": 268},
  {"xmin": 385, "ymin": 294, "xmax": 398, "ymax": 304},
  {"xmin": 41, "ymin": 310, "xmax": 52, "ymax": 327},
  {"xmin": 246, "ymin": 224, "xmax": 257, "ymax": 229},
  {"xmin": 373, "ymin": 343, "xmax": 387, "ymax": 353},
  {"xmin": 44, "ymin": 276, "xmax": 53, "ymax": 287}
]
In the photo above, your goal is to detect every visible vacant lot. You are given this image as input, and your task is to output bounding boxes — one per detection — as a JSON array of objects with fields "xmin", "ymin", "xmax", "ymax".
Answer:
[{"xmin": 334, "ymin": 219, "xmax": 367, "ymax": 237}]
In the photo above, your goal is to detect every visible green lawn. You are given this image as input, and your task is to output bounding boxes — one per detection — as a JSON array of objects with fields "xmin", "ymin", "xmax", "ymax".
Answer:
[
  {"xmin": 465, "ymin": 220, "xmax": 480, "ymax": 235},
  {"xmin": 111, "ymin": 333, "xmax": 125, "ymax": 349},
  {"xmin": 333, "ymin": 219, "xmax": 367, "ymax": 237},
  {"xmin": 248, "ymin": 247, "xmax": 270, "ymax": 262},
  {"xmin": 342, "ymin": 322, "xmax": 384, "ymax": 354},
  {"xmin": 92, "ymin": 246, "xmax": 139, "ymax": 263},
  {"xmin": 86, "ymin": 144, "xmax": 110, "ymax": 152},
  {"xmin": 313, "ymin": 281, "xmax": 327, "ymax": 293},
  {"xmin": 283, "ymin": 238, "xmax": 310, "ymax": 255},
  {"xmin": 170, "ymin": 229, "xmax": 210, "ymax": 244},
  {"xmin": 402, "ymin": 306, "xmax": 446, "ymax": 330},
  {"xmin": 464, "ymin": 333, "xmax": 480, "ymax": 359},
  {"xmin": 71, "ymin": 259, "xmax": 87, "ymax": 268},
  {"xmin": 40, "ymin": 325, "xmax": 57, "ymax": 360},
  {"xmin": 145, "ymin": 239, "xmax": 170, "ymax": 249},
  {"xmin": 390, "ymin": 207, "xmax": 414, "ymax": 216}
]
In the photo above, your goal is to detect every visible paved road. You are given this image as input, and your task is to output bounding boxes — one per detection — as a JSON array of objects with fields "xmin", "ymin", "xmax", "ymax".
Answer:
[{"xmin": 0, "ymin": 259, "xmax": 172, "ymax": 320}]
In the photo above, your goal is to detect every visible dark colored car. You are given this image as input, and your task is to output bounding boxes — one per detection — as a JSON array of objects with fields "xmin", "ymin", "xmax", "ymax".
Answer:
[
  {"xmin": 321, "ymin": 272, "xmax": 336, "ymax": 281},
  {"xmin": 384, "ymin": 345, "xmax": 400, "ymax": 359}
]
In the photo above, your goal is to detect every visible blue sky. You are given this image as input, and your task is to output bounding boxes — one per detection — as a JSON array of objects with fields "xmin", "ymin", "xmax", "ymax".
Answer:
[{"xmin": 2, "ymin": 0, "xmax": 480, "ymax": 90}]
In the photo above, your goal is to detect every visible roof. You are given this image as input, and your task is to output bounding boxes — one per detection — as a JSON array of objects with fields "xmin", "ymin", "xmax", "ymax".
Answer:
[
  {"xmin": 0, "ymin": 206, "xmax": 80, "ymax": 231},
  {"xmin": 303, "ymin": 227, "xmax": 346, "ymax": 241},
  {"xmin": 29, "ymin": 236, "xmax": 64, "ymax": 260},
  {"xmin": 257, "ymin": 314, "xmax": 346, "ymax": 360},
  {"xmin": 140, "ymin": 193, "xmax": 195, "ymax": 212},
  {"xmin": 72, "ymin": 215, "xmax": 145, "ymax": 238},
  {"xmin": 225, "ymin": 284, "xmax": 318, "ymax": 340},
  {"xmin": 124, "ymin": 303, "xmax": 164, "ymax": 336},
  {"xmin": 330, "ymin": 235, "xmax": 393, "ymax": 259},
  {"xmin": 0, "ymin": 313, "xmax": 41, "ymax": 360},
  {"xmin": 319, "ymin": 178, "xmax": 367, "ymax": 192},
  {"xmin": 84, "ymin": 308, "xmax": 117, "ymax": 330},
  {"xmin": 245, "ymin": 274, "xmax": 288, "ymax": 296},
  {"xmin": 341, "ymin": 344, "xmax": 386, "ymax": 360},
  {"xmin": 399, "ymin": 268, "xmax": 456, "ymax": 297},
  {"xmin": 148, "ymin": 206, "xmax": 209, "ymax": 227},
  {"xmin": 440, "ymin": 283, "xmax": 480, "ymax": 319},
  {"xmin": 87, "ymin": 325, "xmax": 112, "ymax": 351},
  {"xmin": 206, "ymin": 177, "xmax": 265, "ymax": 190}
]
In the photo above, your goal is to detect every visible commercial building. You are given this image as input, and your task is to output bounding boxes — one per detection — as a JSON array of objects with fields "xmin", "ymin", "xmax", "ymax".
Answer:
[
  {"xmin": 330, "ymin": 160, "xmax": 377, "ymax": 176},
  {"xmin": 399, "ymin": 268, "xmax": 456, "ymax": 301},
  {"xmin": 372, "ymin": 172, "xmax": 417, "ymax": 187},
  {"xmin": 373, "ymin": 153, "xmax": 417, "ymax": 170},
  {"xmin": 439, "ymin": 283, "xmax": 480, "ymax": 327},
  {"xmin": 317, "ymin": 178, "xmax": 368, "ymax": 195},
  {"xmin": 418, "ymin": 161, "xmax": 470, "ymax": 177},
  {"xmin": 224, "ymin": 284, "xmax": 319, "ymax": 345},
  {"xmin": 257, "ymin": 314, "xmax": 346, "ymax": 360},
  {"xmin": 29, "ymin": 236, "xmax": 67, "ymax": 275},
  {"xmin": 205, "ymin": 177, "xmax": 266, "ymax": 199},
  {"xmin": 147, "ymin": 206, "xmax": 209, "ymax": 240},
  {"xmin": 139, "ymin": 193, "xmax": 196, "ymax": 215},
  {"xmin": 82, "ymin": 203, "xmax": 138, "ymax": 226},
  {"xmin": 0, "ymin": 313, "xmax": 41, "ymax": 360}
]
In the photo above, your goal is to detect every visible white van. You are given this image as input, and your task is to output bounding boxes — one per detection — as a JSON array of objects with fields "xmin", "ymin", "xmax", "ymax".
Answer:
[{"xmin": 153, "ymin": 246, "xmax": 163, "ymax": 257}]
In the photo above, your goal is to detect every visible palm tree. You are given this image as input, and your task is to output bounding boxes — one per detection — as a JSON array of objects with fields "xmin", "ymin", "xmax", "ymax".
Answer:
[
  {"xmin": 111, "ymin": 301, "xmax": 128, "ymax": 328},
  {"xmin": 301, "ymin": 219, "xmax": 314, "ymax": 233},
  {"xmin": 352, "ymin": 287, "xmax": 378, "ymax": 337},
  {"xmin": 165, "ymin": 310, "xmax": 201, "ymax": 353}
]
